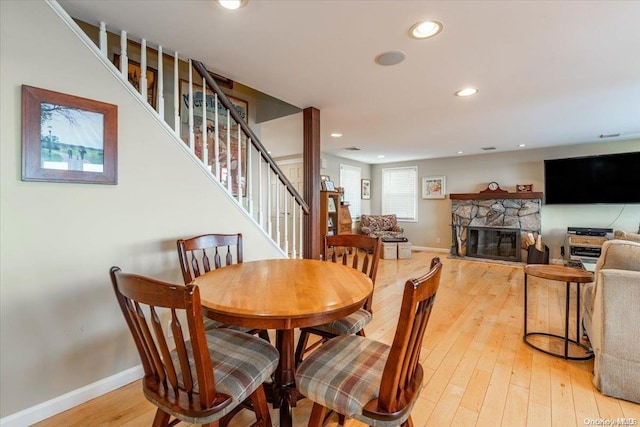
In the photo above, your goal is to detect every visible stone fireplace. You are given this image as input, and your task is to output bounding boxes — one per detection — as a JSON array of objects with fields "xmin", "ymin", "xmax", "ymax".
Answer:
[{"xmin": 450, "ymin": 191, "xmax": 542, "ymax": 261}]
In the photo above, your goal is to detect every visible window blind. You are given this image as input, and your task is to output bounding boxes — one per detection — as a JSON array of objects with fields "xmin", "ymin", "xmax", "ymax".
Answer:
[
  {"xmin": 339, "ymin": 164, "xmax": 361, "ymax": 219},
  {"xmin": 381, "ymin": 166, "xmax": 417, "ymax": 221}
]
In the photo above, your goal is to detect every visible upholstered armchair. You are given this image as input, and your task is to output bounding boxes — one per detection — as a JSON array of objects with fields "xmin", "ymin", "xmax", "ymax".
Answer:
[
  {"xmin": 582, "ymin": 234, "xmax": 640, "ymax": 404},
  {"xmin": 360, "ymin": 214, "xmax": 404, "ymax": 240}
]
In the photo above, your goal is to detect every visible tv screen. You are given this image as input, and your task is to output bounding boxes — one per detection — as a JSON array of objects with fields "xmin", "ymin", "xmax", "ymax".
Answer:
[{"xmin": 544, "ymin": 152, "xmax": 640, "ymax": 205}]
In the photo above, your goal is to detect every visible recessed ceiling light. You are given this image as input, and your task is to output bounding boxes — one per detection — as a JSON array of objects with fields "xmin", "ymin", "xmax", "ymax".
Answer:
[
  {"xmin": 457, "ymin": 151, "xmax": 464, "ymax": 154},
  {"xmin": 331, "ymin": 132, "xmax": 343, "ymax": 138},
  {"xmin": 455, "ymin": 88, "xmax": 478, "ymax": 97},
  {"xmin": 409, "ymin": 20, "xmax": 443, "ymax": 39},
  {"xmin": 375, "ymin": 51, "xmax": 406, "ymax": 66},
  {"xmin": 518, "ymin": 144, "xmax": 526, "ymax": 147},
  {"xmin": 218, "ymin": 0, "xmax": 247, "ymax": 10},
  {"xmin": 377, "ymin": 155, "xmax": 385, "ymax": 158}
]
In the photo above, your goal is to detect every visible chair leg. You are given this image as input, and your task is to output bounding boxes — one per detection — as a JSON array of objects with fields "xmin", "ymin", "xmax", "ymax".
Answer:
[
  {"xmin": 250, "ymin": 385, "xmax": 272, "ymax": 427},
  {"xmin": 308, "ymin": 402, "xmax": 328, "ymax": 427},
  {"xmin": 295, "ymin": 329, "xmax": 310, "ymax": 367},
  {"xmin": 151, "ymin": 409, "xmax": 171, "ymax": 427},
  {"xmin": 338, "ymin": 414, "xmax": 346, "ymax": 425},
  {"xmin": 258, "ymin": 329, "xmax": 271, "ymax": 343}
]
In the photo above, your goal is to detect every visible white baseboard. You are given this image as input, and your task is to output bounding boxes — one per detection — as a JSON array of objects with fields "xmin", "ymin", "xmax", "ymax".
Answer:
[
  {"xmin": 0, "ymin": 365, "xmax": 143, "ymax": 427},
  {"xmin": 411, "ymin": 246, "xmax": 450, "ymax": 253}
]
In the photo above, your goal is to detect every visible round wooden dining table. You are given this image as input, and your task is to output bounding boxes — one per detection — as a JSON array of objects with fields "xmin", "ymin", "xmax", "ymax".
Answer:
[{"xmin": 193, "ymin": 258, "xmax": 373, "ymax": 427}]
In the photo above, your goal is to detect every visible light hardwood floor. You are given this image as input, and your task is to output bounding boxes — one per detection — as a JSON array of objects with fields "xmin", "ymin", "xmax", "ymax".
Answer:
[{"xmin": 34, "ymin": 251, "xmax": 640, "ymax": 426}]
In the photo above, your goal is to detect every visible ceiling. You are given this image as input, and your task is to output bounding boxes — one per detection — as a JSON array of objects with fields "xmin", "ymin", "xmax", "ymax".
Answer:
[{"xmin": 58, "ymin": 0, "xmax": 640, "ymax": 164}]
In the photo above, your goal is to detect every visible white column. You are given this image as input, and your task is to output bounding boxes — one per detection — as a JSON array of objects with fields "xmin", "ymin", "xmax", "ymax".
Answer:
[
  {"xmin": 188, "ymin": 59, "xmax": 194, "ymax": 152},
  {"xmin": 99, "ymin": 22, "xmax": 107, "ymax": 58},
  {"xmin": 119, "ymin": 30, "xmax": 128, "ymax": 79},
  {"xmin": 174, "ymin": 51, "xmax": 180, "ymax": 135},
  {"xmin": 202, "ymin": 77, "xmax": 208, "ymax": 167},
  {"xmin": 157, "ymin": 45, "xmax": 164, "ymax": 115},
  {"xmin": 214, "ymin": 93, "xmax": 220, "ymax": 180},
  {"xmin": 140, "ymin": 39, "xmax": 148, "ymax": 103}
]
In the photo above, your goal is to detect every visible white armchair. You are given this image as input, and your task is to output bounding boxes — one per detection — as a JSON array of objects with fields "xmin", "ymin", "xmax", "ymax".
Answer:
[{"xmin": 582, "ymin": 236, "xmax": 640, "ymax": 403}]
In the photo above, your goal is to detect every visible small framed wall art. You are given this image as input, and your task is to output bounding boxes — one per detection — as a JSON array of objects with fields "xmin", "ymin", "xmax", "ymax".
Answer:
[
  {"xmin": 21, "ymin": 85, "xmax": 118, "ymax": 184},
  {"xmin": 361, "ymin": 179, "xmax": 371, "ymax": 199},
  {"xmin": 421, "ymin": 176, "xmax": 446, "ymax": 199}
]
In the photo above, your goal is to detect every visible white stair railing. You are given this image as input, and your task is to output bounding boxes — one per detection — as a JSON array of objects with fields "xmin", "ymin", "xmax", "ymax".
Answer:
[{"xmin": 94, "ymin": 20, "xmax": 309, "ymax": 257}]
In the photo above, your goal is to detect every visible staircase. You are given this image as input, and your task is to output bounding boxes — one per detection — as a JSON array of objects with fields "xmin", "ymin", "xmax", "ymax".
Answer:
[{"xmin": 51, "ymin": 2, "xmax": 309, "ymax": 258}]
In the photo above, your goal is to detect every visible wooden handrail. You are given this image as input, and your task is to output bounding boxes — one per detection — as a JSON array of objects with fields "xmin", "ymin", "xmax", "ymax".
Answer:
[{"xmin": 192, "ymin": 60, "xmax": 309, "ymax": 215}]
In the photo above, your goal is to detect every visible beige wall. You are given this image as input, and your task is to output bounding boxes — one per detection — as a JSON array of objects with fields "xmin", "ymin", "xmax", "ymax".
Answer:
[
  {"xmin": 0, "ymin": 1, "xmax": 282, "ymax": 418},
  {"xmin": 371, "ymin": 141, "xmax": 640, "ymax": 259}
]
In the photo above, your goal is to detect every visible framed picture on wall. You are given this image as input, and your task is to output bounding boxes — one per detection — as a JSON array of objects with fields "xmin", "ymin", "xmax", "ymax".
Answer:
[
  {"xmin": 21, "ymin": 85, "xmax": 118, "ymax": 185},
  {"xmin": 361, "ymin": 179, "xmax": 371, "ymax": 199},
  {"xmin": 422, "ymin": 176, "xmax": 446, "ymax": 199},
  {"xmin": 113, "ymin": 54, "xmax": 157, "ymax": 107},
  {"xmin": 179, "ymin": 80, "xmax": 249, "ymax": 196}
]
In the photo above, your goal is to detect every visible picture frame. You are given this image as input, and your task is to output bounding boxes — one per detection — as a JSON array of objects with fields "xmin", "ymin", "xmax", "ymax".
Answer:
[
  {"xmin": 327, "ymin": 197, "xmax": 337, "ymax": 212},
  {"xmin": 361, "ymin": 179, "xmax": 371, "ymax": 200},
  {"xmin": 323, "ymin": 180, "xmax": 336, "ymax": 191},
  {"xmin": 321, "ymin": 174, "xmax": 330, "ymax": 182},
  {"xmin": 179, "ymin": 80, "xmax": 249, "ymax": 196},
  {"xmin": 421, "ymin": 176, "xmax": 446, "ymax": 199},
  {"xmin": 21, "ymin": 85, "xmax": 118, "ymax": 184},
  {"xmin": 113, "ymin": 54, "xmax": 157, "ymax": 107}
]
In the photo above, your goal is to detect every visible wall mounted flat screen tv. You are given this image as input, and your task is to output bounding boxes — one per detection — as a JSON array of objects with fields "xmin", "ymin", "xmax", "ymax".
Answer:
[{"xmin": 544, "ymin": 151, "xmax": 640, "ymax": 204}]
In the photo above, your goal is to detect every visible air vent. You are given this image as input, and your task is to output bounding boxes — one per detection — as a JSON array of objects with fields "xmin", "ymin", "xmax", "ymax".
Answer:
[
  {"xmin": 481, "ymin": 146, "xmax": 496, "ymax": 151},
  {"xmin": 343, "ymin": 147, "xmax": 362, "ymax": 151},
  {"xmin": 599, "ymin": 133, "xmax": 620, "ymax": 139}
]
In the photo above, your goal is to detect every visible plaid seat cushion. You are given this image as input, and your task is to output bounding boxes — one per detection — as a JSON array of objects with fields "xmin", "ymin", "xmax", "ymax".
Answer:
[
  {"xmin": 171, "ymin": 328, "xmax": 278, "ymax": 418},
  {"xmin": 296, "ymin": 335, "xmax": 389, "ymax": 418},
  {"xmin": 297, "ymin": 335, "xmax": 422, "ymax": 426},
  {"xmin": 307, "ymin": 308, "xmax": 372, "ymax": 335}
]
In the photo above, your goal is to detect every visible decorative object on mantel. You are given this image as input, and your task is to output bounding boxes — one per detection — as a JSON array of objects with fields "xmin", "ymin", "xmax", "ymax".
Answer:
[
  {"xmin": 480, "ymin": 181, "xmax": 508, "ymax": 194},
  {"xmin": 517, "ymin": 184, "xmax": 533, "ymax": 192}
]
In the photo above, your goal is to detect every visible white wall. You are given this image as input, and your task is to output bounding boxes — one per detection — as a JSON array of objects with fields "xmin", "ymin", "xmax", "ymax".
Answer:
[
  {"xmin": 0, "ymin": 1, "xmax": 282, "ymax": 419},
  {"xmin": 371, "ymin": 141, "xmax": 640, "ymax": 259}
]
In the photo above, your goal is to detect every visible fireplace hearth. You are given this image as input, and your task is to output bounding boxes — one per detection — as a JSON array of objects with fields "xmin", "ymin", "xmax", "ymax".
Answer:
[{"xmin": 467, "ymin": 226, "xmax": 521, "ymax": 262}]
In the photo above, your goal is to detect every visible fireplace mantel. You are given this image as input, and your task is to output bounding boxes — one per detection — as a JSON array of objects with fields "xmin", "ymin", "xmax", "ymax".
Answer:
[{"xmin": 450, "ymin": 192, "xmax": 543, "ymax": 200}]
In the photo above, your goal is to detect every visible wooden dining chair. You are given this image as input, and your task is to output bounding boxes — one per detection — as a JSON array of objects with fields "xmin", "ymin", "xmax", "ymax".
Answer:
[
  {"xmin": 110, "ymin": 266, "xmax": 278, "ymax": 427},
  {"xmin": 294, "ymin": 234, "xmax": 382, "ymax": 367},
  {"xmin": 295, "ymin": 257, "xmax": 443, "ymax": 427},
  {"xmin": 177, "ymin": 233, "xmax": 270, "ymax": 342}
]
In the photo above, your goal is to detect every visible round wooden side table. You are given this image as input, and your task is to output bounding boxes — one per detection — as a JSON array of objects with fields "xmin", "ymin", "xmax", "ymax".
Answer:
[{"xmin": 523, "ymin": 264, "xmax": 594, "ymax": 360}]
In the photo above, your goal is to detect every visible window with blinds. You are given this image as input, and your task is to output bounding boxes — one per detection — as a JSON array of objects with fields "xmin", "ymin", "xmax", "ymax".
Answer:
[
  {"xmin": 381, "ymin": 166, "xmax": 417, "ymax": 221},
  {"xmin": 339, "ymin": 164, "xmax": 361, "ymax": 219}
]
